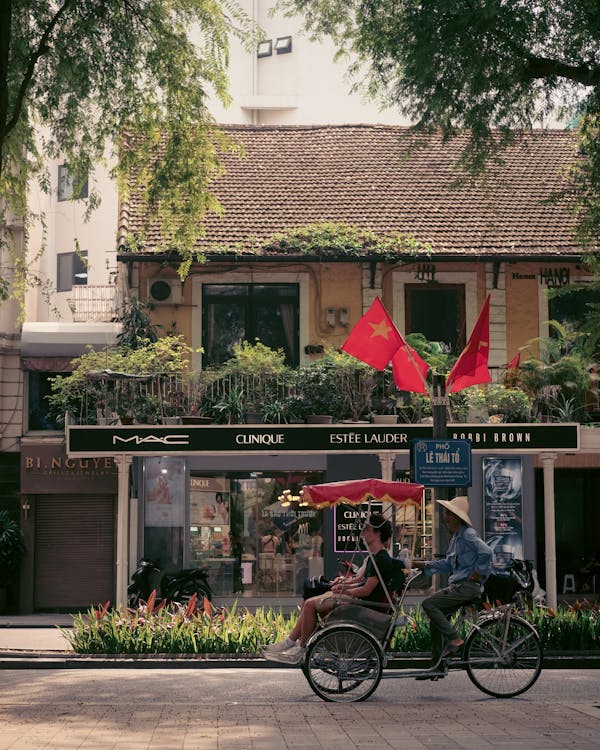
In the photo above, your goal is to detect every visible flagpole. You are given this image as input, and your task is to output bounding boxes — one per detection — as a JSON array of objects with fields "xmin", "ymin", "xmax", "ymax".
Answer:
[{"xmin": 431, "ymin": 373, "xmax": 450, "ymax": 565}]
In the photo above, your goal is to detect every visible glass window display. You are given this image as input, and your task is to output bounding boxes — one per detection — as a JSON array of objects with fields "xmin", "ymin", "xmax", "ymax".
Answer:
[{"xmin": 190, "ymin": 471, "xmax": 324, "ymax": 595}]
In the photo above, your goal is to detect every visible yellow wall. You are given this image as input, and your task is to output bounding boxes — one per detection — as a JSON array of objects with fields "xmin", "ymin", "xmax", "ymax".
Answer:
[
  {"xmin": 505, "ymin": 262, "xmax": 540, "ymax": 360},
  {"xmin": 137, "ymin": 258, "xmax": 591, "ymax": 363}
]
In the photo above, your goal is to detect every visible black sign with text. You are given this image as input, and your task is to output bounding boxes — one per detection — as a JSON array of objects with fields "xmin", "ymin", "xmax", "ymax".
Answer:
[{"xmin": 66, "ymin": 423, "xmax": 580, "ymax": 456}]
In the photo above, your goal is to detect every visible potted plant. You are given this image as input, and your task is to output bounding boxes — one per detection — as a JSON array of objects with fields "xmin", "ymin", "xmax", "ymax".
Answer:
[
  {"xmin": 511, "ymin": 322, "xmax": 594, "ymax": 422},
  {"xmin": 296, "ymin": 349, "xmax": 369, "ymax": 422},
  {"xmin": 48, "ymin": 334, "xmax": 194, "ymax": 425},
  {"xmin": 0, "ymin": 511, "xmax": 26, "ymax": 613},
  {"xmin": 207, "ymin": 341, "xmax": 295, "ymax": 423}
]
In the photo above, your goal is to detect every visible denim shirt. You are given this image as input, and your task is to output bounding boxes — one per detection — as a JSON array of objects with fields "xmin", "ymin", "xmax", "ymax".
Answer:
[{"xmin": 424, "ymin": 524, "xmax": 493, "ymax": 585}]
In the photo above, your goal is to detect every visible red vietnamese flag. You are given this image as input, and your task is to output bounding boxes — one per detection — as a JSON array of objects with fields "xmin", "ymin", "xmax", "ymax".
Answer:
[
  {"xmin": 446, "ymin": 295, "xmax": 492, "ymax": 393},
  {"xmin": 392, "ymin": 339, "xmax": 429, "ymax": 394},
  {"xmin": 341, "ymin": 297, "xmax": 402, "ymax": 369},
  {"xmin": 506, "ymin": 352, "xmax": 521, "ymax": 370}
]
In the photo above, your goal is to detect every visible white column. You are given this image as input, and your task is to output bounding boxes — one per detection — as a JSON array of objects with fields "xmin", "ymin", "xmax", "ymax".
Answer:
[
  {"xmin": 115, "ymin": 455, "xmax": 132, "ymax": 608},
  {"xmin": 540, "ymin": 452, "xmax": 557, "ymax": 610},
  {"xmin": 129, "ymin": 496, "xmax": 138, "ymax": 579},
  {"xmin": 378, "ymin": 453, "xmax": 395, "ymax": 482}
]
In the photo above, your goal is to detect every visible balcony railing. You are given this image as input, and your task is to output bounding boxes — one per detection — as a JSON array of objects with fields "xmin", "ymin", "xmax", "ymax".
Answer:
[{"xmin": 68, "ymin": 285, "xmax": 117, "ymax": 322}]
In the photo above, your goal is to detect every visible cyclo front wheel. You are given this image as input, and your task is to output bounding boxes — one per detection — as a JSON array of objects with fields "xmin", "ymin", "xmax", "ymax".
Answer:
[
  {"xmin": 464, "ymin": 614, "xmax": 542, "ymax": 698},
  {"xmin": 305, "ymin": 625, "xmax": 383, "ymax": 702}
]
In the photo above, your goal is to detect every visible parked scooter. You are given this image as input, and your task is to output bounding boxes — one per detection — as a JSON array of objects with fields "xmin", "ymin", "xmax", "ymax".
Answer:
[
  {"xmin": 484, "ymin": 558, "xmax": 546, "ymax": 609},
  {"xmin": 128, "ymin": 558, "xmax": 213, "ymax": 608}
]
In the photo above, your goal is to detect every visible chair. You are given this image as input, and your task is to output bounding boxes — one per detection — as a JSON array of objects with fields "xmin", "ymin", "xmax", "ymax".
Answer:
[{"xmin": 562, "ymin": 573, "xmax": 576, "ymax": 594}]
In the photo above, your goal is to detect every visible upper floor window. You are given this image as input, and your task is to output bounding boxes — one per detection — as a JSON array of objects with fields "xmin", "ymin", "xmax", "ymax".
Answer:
[
  {"xmin": 405, "ymin": 284, "xmax": 466, "ymax": 353},
  {"xmin": 57, "ymin": 251, "xmax": 87, "ymax": 292},
  {"xmin": 202, "ymin": 283, "xmax": 299, "ymax": 366},
  {"xmin": 28, "ymin": 372, "xmax": 62, "ymax": 431},
  {"xmin": 58, "ymin": 163, "xmax": 89, "ymax": 201}
]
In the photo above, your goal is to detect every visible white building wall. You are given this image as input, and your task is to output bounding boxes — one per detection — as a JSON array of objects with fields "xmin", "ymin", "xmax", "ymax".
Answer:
[
  {"xmin": 25, "ymin": 153, "xmax": 119, "ymax": 323},
  {"xmin": 0, "ymin": 225, "xmax": 24, "ymax": 452},
  {"xmin": 210, "ymin": 1, "xmax": 410, "ymax": 127}
]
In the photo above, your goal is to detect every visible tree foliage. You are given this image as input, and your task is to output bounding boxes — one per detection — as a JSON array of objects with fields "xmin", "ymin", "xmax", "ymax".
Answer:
[
  {"xmin": 281, "ymin": 0, "xmax": 600, "ymax": 243},
  {"xmin": 0, "ymin": 0, "xmax": 256, "ymax": 289}
]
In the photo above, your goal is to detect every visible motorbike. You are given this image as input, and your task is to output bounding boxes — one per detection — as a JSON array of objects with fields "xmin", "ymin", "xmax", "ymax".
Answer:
[
  {"xmin": 128, "ymin": 558, "xmax": 213, "ymax": 608},
  {"xmin": 484, "ymin": 558, "xmax": 546, "ymax": 609}
]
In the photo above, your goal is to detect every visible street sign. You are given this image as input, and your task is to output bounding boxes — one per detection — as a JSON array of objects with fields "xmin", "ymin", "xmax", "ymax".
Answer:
[{"xmin": 412, "ymin": 438, "xmax": 472, "ymax": 487}]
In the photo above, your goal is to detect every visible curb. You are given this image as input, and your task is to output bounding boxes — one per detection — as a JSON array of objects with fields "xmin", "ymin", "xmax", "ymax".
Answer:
[{"xmin": 1, "ymin": 650, "xmax": 599, "ymax": 670}]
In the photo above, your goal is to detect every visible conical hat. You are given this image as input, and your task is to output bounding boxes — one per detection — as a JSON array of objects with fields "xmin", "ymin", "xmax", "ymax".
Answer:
[{"xmin": 436, "ymin": 495, "xmax": 472, "ymax": 526}]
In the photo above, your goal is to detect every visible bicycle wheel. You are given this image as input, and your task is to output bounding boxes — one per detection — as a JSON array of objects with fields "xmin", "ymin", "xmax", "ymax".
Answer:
[
  {"xmin": 464, "ymin": 615, "xmax": 542, "ymax": 698},
  {"xmin": 305, "ymin": 626, "xmax": 383, "ymax": 702}
]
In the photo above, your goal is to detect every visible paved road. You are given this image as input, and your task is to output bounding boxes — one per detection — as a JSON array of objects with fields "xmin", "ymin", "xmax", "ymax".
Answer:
[{"xmin": 0, "ymin": 668, "xmax": 598, "ymax": 749}]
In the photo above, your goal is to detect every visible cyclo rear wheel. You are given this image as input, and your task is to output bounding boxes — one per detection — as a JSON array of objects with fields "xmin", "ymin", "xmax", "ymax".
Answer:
[
  {"xmin": 464, "ymin": 613, "xmax": 542, "ymax": 698},
  {"xmin": 304, "ymin": 625, "xmax": 383, "ymax": 702}
]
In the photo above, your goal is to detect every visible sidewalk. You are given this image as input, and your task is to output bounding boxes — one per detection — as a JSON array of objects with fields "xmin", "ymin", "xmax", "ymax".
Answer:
[{"xmin": 2, "ymin": 597, "xmax": 598, "ymax": 672}]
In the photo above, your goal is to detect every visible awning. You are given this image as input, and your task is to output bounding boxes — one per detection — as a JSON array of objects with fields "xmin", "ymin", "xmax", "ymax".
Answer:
[
  {"xmin": 21, "ymin": 322, "xmax": 122, "ymax": 358},
  {"xmin": 301, "ymin": 479, "xmax": 424, "ymax": 508}
]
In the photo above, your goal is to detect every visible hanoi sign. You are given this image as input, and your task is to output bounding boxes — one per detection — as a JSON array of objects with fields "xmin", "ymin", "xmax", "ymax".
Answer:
[{"xmin": 412, "ymin": 439, "xmax": 472, "ymax": 487}]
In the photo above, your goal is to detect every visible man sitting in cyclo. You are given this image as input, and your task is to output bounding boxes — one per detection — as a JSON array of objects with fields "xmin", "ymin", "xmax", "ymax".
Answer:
[
  {"xmin": 414, "ymin": 495, "xmax": 493, "ymax": 680},
  {"xmin": 263, "ymin": 513, "xmax": 394, "ymax": 664}
]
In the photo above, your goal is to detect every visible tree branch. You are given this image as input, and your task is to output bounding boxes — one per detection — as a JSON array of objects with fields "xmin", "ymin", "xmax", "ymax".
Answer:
[
  {"xmin": 524, "ymin": 55, "xmax": 600, "ymax": 87},
  {"xmin": 0, "ymin": 0, "xmax": 13, "ymax": 149},
  {"xmin": 3, "ymin": 0, "xmax": 77, "ymax": 140}
]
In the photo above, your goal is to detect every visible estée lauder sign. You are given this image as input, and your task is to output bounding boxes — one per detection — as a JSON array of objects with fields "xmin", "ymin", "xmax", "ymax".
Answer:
[{"xmin": 21, "ymin": 443, "xmax": 117, "ymax": 494}]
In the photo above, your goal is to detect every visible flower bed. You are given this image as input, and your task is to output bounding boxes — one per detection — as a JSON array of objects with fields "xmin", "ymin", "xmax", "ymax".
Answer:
[{"xmin": 65, "ymin": 597, "xmax": 600, "ymax": 655}]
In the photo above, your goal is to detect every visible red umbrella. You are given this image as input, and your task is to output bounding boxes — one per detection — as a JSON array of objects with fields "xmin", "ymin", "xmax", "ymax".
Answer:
[{"xmin": 300, "ymin": 478, "xmax": 424, "ymax": 508}]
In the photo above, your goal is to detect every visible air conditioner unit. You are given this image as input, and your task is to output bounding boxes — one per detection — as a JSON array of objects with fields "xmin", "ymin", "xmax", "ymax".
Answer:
[{"xmin": 147, "ymin": 278, "xmax": 183, "ymax": 305}]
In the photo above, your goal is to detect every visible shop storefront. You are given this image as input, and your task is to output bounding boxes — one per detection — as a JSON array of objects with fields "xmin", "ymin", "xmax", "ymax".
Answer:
[
  {"xmin": 20, "ymin": 439, "xmax": 118, "ymax": 611},
  {"xmin": 64, "ymin": 421, "xmax": 583, "ymax": 609}
]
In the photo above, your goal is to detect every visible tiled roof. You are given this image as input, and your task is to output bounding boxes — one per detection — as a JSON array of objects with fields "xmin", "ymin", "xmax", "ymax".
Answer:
[{"xmin": 119, "ymin": 124, "xmax": 582, "ymax": 257}]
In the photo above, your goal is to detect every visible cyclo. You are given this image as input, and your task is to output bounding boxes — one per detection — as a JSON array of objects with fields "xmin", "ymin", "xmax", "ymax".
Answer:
[{"xmin": 279, "ymin": 478, "xmax": 543, "ymax": 703}]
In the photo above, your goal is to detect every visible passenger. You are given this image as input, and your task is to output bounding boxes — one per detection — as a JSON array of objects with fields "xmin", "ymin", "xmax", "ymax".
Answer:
[
  {"xmin": 263, "ymin": 513, "xmax": 393, "ymax": 664},
  {"xmin": 414, "ymin": 496, "xmax": 493, "ymax": 680}
]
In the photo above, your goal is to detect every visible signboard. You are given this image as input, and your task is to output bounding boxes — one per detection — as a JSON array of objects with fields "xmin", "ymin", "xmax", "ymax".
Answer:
[
  {"xmin": 66, "ymin": 422, "xmax": 580, "ymax": 457},
  {"xmin": 21, "ymin": 441, "xmax": 117, "ymax": 493},
  {"xmin": 334, "ymin": 502, "xmax": 382, "ymax": 553},
  {"xmin": 412, "ymin": 439, "xmax": 472, "ymax": 487},
  {"xmin": 482, "ymin": 457, "xmax": 524, "ymax": 568}
]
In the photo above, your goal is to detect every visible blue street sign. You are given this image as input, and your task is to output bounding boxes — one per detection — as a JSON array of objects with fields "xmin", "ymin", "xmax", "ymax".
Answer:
[{"xmin": 412, "ymin": 438, "xmax": 472, "ymax": 487}]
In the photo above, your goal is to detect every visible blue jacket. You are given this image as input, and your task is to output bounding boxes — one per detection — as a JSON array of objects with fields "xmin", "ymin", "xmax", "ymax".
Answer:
[{"xmin": 425, "ymin": 524, "xmax": 493, "ymax": 584}]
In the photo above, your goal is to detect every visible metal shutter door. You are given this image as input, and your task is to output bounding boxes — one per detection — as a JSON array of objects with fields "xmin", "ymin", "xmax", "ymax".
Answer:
[{"xmin": 34, "ymin": 495, "xmax": 115, "ymax": 610}]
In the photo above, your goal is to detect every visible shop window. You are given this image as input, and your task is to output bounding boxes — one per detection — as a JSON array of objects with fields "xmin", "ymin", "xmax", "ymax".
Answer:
[
  {"xmin": 57, "ymin": 250, "xmax": 87, "ymax": 291},
  {"xmin": 58, "ymin": 163, "xmax": 89, "ymax": 201},
  {"xmin": 201, "ymin": 283, "xmax": 299, "ymax": 366},
  {"xmin": 143, "ymin": 457, "xmax": 186, "ymax": 572},
  {"xmin": 28, "ymin": 372, "xmax": 62, "ymax": 430},
  {"xmin": 405, "ymin": 284, "xmax": 465, "ymax": 353},
  {"xmin": 188, "ymin": 471, "xmax": 325, "ymax": 596}
]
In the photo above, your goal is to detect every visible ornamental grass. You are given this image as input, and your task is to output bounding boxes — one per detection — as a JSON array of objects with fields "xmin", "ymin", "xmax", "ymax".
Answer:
[
  {"xmin": 64, "ymin": 593, "xmax": 297, "ymax": 655},
  {"xmin": 64, "ymin": 595, "xmax": 600, "ymax": 655}
]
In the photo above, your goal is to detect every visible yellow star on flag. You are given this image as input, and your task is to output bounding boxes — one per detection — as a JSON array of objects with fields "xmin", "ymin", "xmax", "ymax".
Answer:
[{"xmin": 369, "ymin": 319, "xmax": 393, "ymax": 340}]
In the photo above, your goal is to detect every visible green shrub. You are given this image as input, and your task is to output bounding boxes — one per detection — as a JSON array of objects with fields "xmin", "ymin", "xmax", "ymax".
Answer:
[{"xmin": 64, "ymin": 600, "xmax": 599, "ymax": 655}]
